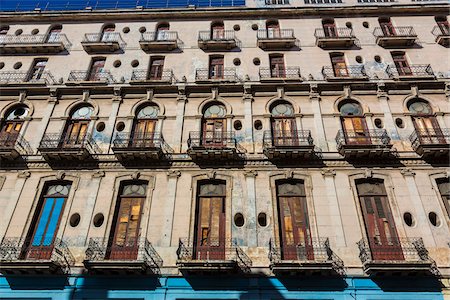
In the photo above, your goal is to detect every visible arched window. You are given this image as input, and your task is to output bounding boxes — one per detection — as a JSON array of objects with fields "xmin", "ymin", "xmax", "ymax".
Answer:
[
  {"xmin": 407, "ymin": 99, "xmax": 443, "ymax": 143},
  {"xmin": 194, "ymin": 180, "xmax": 226, "ymax": 259},
  {"xmin": 356, "ymin": 179, "xmax": 403, "ymax": 260},
  {"xmin": 64, "ymin": 105, "xmax": 93, "ymax": 145},
  {"xmin": 25, "ymin": 181, "xmax": 72, "ymax": 259},
  {"xmin": 270, "ymin": 101, "xmax": 297, "ymax": 146},
  {"xmin": 266, "ymin": 20, "xmax": 280, "ymax": 38},
  {"xmin": 156, "ymin": 22, "xmax": 170, "ymax": 40},
  {"xmin": 0, "ymin": 105, "xmax": 29, "ymax": 143},
  {"xmin": 339, "ymin": 100, "xmax": 369, "ymax": 144},
  {"xmin": 275, "ymin": 179, "xmax": 313, "ymax": 260},
  {"xmin": 436, "ymin": 178, "xmax": 450, "ymax": 218},
  {"xmin": 201, "ymin": 102, "xmax": 226, "ymax": 146},
  {"xmin": 46, "ymin": 25, "xmax": 62, "ymax": 43},
  {"xmin": 131, "ymin": 104, "xmax": 159, "ymax": 146},
  {"xmin": 108, "ymin": 181, "xmax": 148, "ymax": 259},
  {"xmin": 211, "ymin": 21, "xmax": 224, "ymax": 39}
]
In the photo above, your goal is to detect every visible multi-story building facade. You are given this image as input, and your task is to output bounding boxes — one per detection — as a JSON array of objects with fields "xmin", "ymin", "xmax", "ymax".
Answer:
[{"xmin": 0, "ymin": 0, "xmax": 449, "ymax": 299}]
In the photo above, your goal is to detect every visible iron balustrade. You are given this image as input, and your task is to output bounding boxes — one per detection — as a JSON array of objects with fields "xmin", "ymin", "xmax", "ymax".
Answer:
[
  {"xmin": 409, "ymin": 128, "xmax": 450, "ymax": 149},
  {"xmin": 85, "ymin": 237, "xmax": 163, "ymax": 273},
  {"xmin": 0, "ymin": 34, "xmax": 72, "ymax": 48},
  {"xmin": 82, "ymin": 32, "xmax": 126, "ymax": 47},
  {"xmin": 0, "ymin": 71, "xmax": 56, "ymax": 85},
  {"xmin": 373, "ymin": 26, "xmax": 416, "ymax": 37},
  {"xmin": 432, "ymin": 25, "xmax": 450, "ymax": 37},
  {"xmin": 336, "ymin": 129, "xmax": 390, "ymax": 148},
  {"xmin": 195, "ymin": 68, "xmax": 238, "ymax": 81},
  {"xmin": 112, "ymin": 132, "xmax": 174, "ymax": 154},
  {"xmin": 68, "ymin": 70, "xmax": 115, "ymax": 83},
  {"xmin": 177, "ymin": 238, "xmax": 252, "ymax": 272},
  {"xmin": 0, "ymin": 237, "xmax": 75, "ymax": 274},
  {"xmin": 386, "ymin": 64, "xmax": 434, "ymax": 77},
  {"xmin": 257, "ymin": 29, "xmax": 295, "ymax": 39},
  {"xmin": 314, "ymin": 27, "xmax": 355, "ymax": 39},
  {"xmin": 131, "ymin": 69, "xmax": 174, "ymax": 82},
  {"xmin": 0, "ymin": 132, "xmax": 32, "ymax": 155},
  {"xmin": 141, "ymin": 31, "xmax": 180, "ymax": 42},
  {"xmin": 322, "ymin": 65, "xmax": 367, "ymax": 78},
  {"xmin": 188, "ymin": 131, "xmax": 237, "ymax": 149},
  {"xmin": 198, "ymin": 30, "xmax": 237, "ymax": 41},
  {"xmin": 259, "ymin": 67, "xmax": 301, "ymax": 79},
  {"xmin": 263, "ymin": 130, "xmax": 313, "ymax": 148},
  {"xmin": 39, "ymin": 132, "xmax": 101, "ymax": 154}
]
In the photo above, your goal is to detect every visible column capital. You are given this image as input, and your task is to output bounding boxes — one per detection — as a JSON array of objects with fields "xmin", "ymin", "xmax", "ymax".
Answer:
[
  {"xmin": 244, "ymin": 170, "xmax": 258, "ymax": 178},
  {"xmin": 167, "ymin": 170, "xmax": 181, "ymax": 178},
  {"xmin": 92, "ymin": 170, "xmax": 105, "ymax": 178},
  {"xmin": 321, "ymin": 169, "xmax": 336, "ymax": 177},
  {"xmin": 17, "ymin": 170, "xmax": 31, "ymax": 179},
  {"xmin": 401, "ymin": 168, "xmax": 416, "ymax": 177}
]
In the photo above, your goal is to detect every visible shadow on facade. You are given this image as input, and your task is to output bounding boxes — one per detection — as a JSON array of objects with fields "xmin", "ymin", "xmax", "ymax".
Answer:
[
  {"xmin": 5, "ymin": 275, "xmax": 69, "ymax": 290},
  {"xmin": 371, "ymin": 275, "xmax": 443, "ymax": 293},
  {"xmin": 276, "ymin": 275, "xmax": 348, "ymax": 291}
]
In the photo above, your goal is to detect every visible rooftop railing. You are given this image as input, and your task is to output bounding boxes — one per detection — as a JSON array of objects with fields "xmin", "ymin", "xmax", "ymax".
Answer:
[
  {"xmin": 0, "ymin": 71, "xmax": 56, "ymax": 85},
  {"xmin": 0, "ymin": 34, "xmax": 71, "ymax": 48},
  {"xmin": 336, "ymin": 129, "xmax": 391, "ymax": 148},
  {"xmin": 0, "ymin": 132, "xmax": 32, "ymax": 155},
  {"xmin": 322, "ymin": 65, "xmax": 367, "ymax": 79},
  {"xmin": 82, "ymin": 32, "xmax": 125, "ymax": 47},
  {"xmin": 409, "ymin": 128, "xmax": 450, "ymax": 149},
  {"xmin": 373, "ymin": 26, "xmax": 416, "ymax": 37},
  {"xmin": 257, "ymin": 29, "xmax": 295, "ymax": 39},
  {"xmin": 131, "ymin": 69, "xmax": 174, "ymax": 82},
  {"xmin": 198, "ymin": 30, "xmax": 237, "ymax": 41},
  {"xmin": 386, "ymin": 64, "xmax": 434, "ymax": 78},
  {"xmin": 195, "ymin": 67, "xmax": 238, "ymax": 82},
  {"xmin": 39, "ymin": 132, "xmax": 101, "ymax": 154},
  {"xmin": 314, "ymin": 28, "xmax": 355, "ymax": 39},
  {"xmin": 67, "ymin": 70, "xmax": 115, "ymax": 83},
  {"xmin": 112, "ymin": 132, "xmax": 174, "ymax": 154},
  {"xmin": 263, "ymin": 130, "xmax": 313, "ymax": 148},
  {"xmin": 259, "ymin": 67, "xmax": 301, "ymax": 79}
]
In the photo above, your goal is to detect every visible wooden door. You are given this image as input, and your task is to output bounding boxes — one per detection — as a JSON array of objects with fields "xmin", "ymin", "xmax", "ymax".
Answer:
[
  {"xmin": 358, "ymin": 181, "xmax": 403, "ymax": 261},
  {"xmin": 149, "ymin": 58, "xmax": 164, "ymax": 80},
  {"xmin": 380, "ymin": 19, "xmax": 396, "ymax": 36},
  {"xmin": 0, "ymin": 120, "xmax": 23, "ymax": 146},
  {"xmin": 195, "ymin": 196, "xmax": 226, "ymax": 260},
  {"xmin": 437, "ymin": 20, "xmax": 449, "ymax": 35},
  {"xmin": 46, "ymin": 27, "xmax": 61, "ymax": 43},
  {"xmin": 392, "ymin": 53, "xmax": 412, "ymax": 76},
  {"xmin": 64, "ymin": 120, "xmax": 89, "ymax": 146},
  {"xmin": 211, "ymin": 23, "xmax": 224, "ymax": 40},
  {"xmin": 101, "ymin": 26, "xmax": 115, "ymax": 42},
  {"xmin": 132, "ymin": 119, "xmax": 156, "ymax": 147},
  {"xmin": 202, "ymin": 118, "xmax": 225, "ymax": 147},
  {"xmin": 26, "ymin": 196, "xmax": 66, "ymax": 260},
  {"xmin": 332, "ymin": 55, "xmax": 348, "ymax": 77},
  {"xmin": 209, "ymin": 57, "xmax": 224, "ymax": 79},
  {"xmin": 412, "ymin": 115, "xmax": 445, "ymax": 144},
  {"xmin": 341, "ymin": 117, "xmax": 370, "ymax": 145},
  {"xmin": 323, "ymin": 22, "xmax": 337, "ymax": 37},
  {"xmin": 267, "ymin": 22, "xmax": 281, "ymax": 38},
  {"xmin": 109, "ymin": 197, "xmax": 144, "ymax": 260},
  {"xmin": 88, "ymin": 59, "xmax": 105, "ymax": 81},
  {"xmin": 28, "ymin": 60, "xmax": 47, "ymax": 81},
  {"xmin": 270, "ymin": 56, "xmax": 286, "ymax": 78},
  {"xmin": 156, "ymin": 24, "xmax": 170, "ymax": 40},
  {"xmin": 271, "ymin": 117, "xmax": 297, "ymax": 146}
]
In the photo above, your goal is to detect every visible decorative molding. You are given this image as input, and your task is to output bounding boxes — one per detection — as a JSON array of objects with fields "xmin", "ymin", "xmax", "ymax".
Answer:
[
  {"xmin": 244, "ymin": 170, "xmax": 258, "ymax": 178},
  {"xmin": 146, "ymin": 89, "xmax": 154, "ymax": 101},
  {"xmin": 82, "ymin": 90, "xmax": 90, "ymax": 102},
  {"xmin": 207, "ymin": 170, "xmax": 216, "ymax": 179},
  {"xmin": 377, "ymin": 82, "xmax": 388, "ymax": 98},
  {"xmin": 321, "ymin": 169, "xmax": 336, "ymax": 177},
  {"xmin": 92, "ymin": 170, "xmax": 105, "ymax": 178},
  {"xmin": 18, "ymin": 90, "xmax": 27, "ymax": 103},
  {"xmin": 131, "ymin": 171, "xmax": 141, "ymax": 180},
  {"xmin": 56, "ymin": 171, "xmax": 66, "ymax": 180},
  {"xmin": 0, "ymin": 176, "xmax": 6, "ymax": 190},
  {"xmin": 167, "ymin": 170, "xmax": 181, "ymax": 178},
  {"xmin": 401, "ymin": 168, "xmax": 416, "ymax": 177},
  {"xmin": 364, "ymin": 169, "xmax": 373, "ymax": 178},
  {"xmin": 17, "ymin": 170, "xmax": 31, "ymax": 179},
  {"xmin": 277, "ymin": 86, "xmax": 285, "ymax": 99},
  {"xmin": 284, "ymin": 170, "xmax": 295, "ymax": 179}
]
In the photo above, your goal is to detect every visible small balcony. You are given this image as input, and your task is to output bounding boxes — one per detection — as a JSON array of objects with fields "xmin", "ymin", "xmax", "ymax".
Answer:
[
  {"xmin": 268, "ymin": 238, "xmax": 345, "ymax": 276},
  {"xmin": 176, "ymin": 238, "xmax": 252, "ymax": 275},
  {"xmin": 358, "ymin": 237, "xmax": 439, "ymax": 276},
  {"xmin": 67, "ymin": 70, "xmax": 115, "ymax": 84},
  {"xmin": 0, "ymin": 71, "xmax": 56, "ymax": 86},
  {"xmin": 432, "ymin": 26, "xmax": 450, "ymax": 46},
  {"xmin": 314, "ymin": 28, "xmax": 357, "ymax": 48},
  {"xmin": 81, "ymin": 33, "xmax": 125, "ymax": 53},
  {"xmin": 84, "ymin": 238, "xmax": 163, "ymax": 275},
  {"xmin": 336, "ymin": 129, "xmax": 393, "ymax": 158},
  {"xmin": 373, "ymin": 27, "xmax": 417, "ymax": 47},
  {"xmin": 140, "ymin": 31, "xmax": 181, "ymax": 52},
  {"xmin": 0, "ymin": 237, "xmax": 74, "ymax": 275},
  {"xmin": 130, "ymin": 69, "xmax": 175, "ymax": 84},
  {"xmin": 0, "ymin": 132, "xmax": 31, "ymax": 160},
  {"xmin": 386, "ymin": 65, "xmax": 435, "ymax": 80},
  {"xmin": 38, "ymin": 133, "xmax": 101, "ymax": 161},
  {"xmin": 198, "ymin": 30, "xmax": 239, "ymax": 51},
  {"xmin": 263, "ymin": 130, "xmax": 315, "ymax": 160},
  {"xmin": 259, "ymin": 67, "xmax": 302, "ymax": 81},
  {"xmin": 0, "ymin": 34, "xmax": 71, "ymax": 54},
  {"xmin": 322, "ymin": 65, "xmax": 368, "ymax": 81},
  {"xmin": 187, "ymin": 131, "xmax": 242, "ymax": 161},
  {"xmin": 257, "ymin": 29, "xmax": 296, "ymax": 50},
  {"xmin": 112, "ymin": 132, "xmax": 173, "ymax": 161},
  {"xmin": 409, "ymin": 128, "xmax": 450, "ymax": 158},
  {"xmin": 195, "ymin": 68, "xmax": 238, "ymax": 83}
]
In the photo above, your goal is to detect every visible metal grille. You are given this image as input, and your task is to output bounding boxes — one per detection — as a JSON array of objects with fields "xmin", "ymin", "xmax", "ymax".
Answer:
[
  {"xmin": 336, "ymin": 129, "xmax": 391, "ymax": 148},
  {"xmin": 259, "ymin": 67, "xmax": 301, "ymax": 79},
  {"xmin": 67, "ymin": 70, "xmax": 115, "ymax": 83},
  {"xmin": 322, "ymin": 65, "xmax": 366, "ymax": 79},
  {"xmin": 198, "ymin": 30, "xmax": 236, "ymax": 41},
  {"xmin": 195, "ymin": 68, "xmax": 238, "ymax": 82},
  {"xmin": 0, "ymin": 71, "xmax": 56, "ymax": 85},
  {"xmin": 409, "ymin": 128, "xmax": 450, "ymax": 150},
  {"xmin": 131, "ymin": 69, "xmax": 174, "ymax": 82},
  {"xmin": 386, "ymin": 64, "xmax": 434, "ymax": 77},
  {"xmin": 314, "ymin": 28, "xmax": 355, "ymax": 38},
  {"xmin": 0, "ymin": 132, "xmax": 32, "ymax": 155},
  {"xmin": 141, "ymin": 31, "xmax": 179, "ymax": 42},
  {"xmin": 257, "ymin": 29, "xmax": 295, "ymax": 39},
  {"xmin": 38, "ymin": 132, "xmax": 101, "ymax": 154},
  {"xmin": 82, "ymin": 32, "xmax": 126, "ymax": 47},
  {"xmin": 263, "ymin": 130, "xmax": 313, "ymax": 148},
  {"xmin": 373, "ymin": 26, "xmax": 416, "ymax": 37},
  {"xmin": 432, "ymin": 25, "xmax": 450, "ymax": 37},
  {"xmin": 0, "ymin": 34, "xmax": 71, "ymax": 48},
  {"xmin": 187, "ymin": 131, "xmax": 236, "ymax": 149},
  {"xmin": 112, "ymin": 132, "xmax": 174, "ymax": 154}
]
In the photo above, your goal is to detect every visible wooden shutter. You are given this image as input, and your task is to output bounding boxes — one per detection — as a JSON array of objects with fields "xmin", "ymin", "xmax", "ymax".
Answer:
[
  {"xmin": 331, "ymin": 55, "xmax": 348, "ymax": 77},
  {"xmin": 211, "ymin": 23, "xmax": 224, "ymax": 39},
  {"xmin": 323, "ymin": 22, "xmax": 337, "ymax": 37},
  {"xmin": 209, "ymin": 57, "xmax": 224, "ymax": 79},
  {"xmin": 270, "ymin": 56, "xmax": 285, "ymax": 78},
  {"xmin": 149, "ymin": 58, "xmax": 164, "ymax": 79},
  {"xmin": 341, "ymin": 117, "xmax": 369, "ymax": 145},
  {"xmin": 380, "ymin": 19, "xmax": 396, "ymax": 36},
  {"xmin": 132, "ymin": 119, "xmax": 156, "ymax": 147},
  {"xmin": 89, "ymin": 59, "xmax": 106, "ymax": 81},
  {"xmin": 392, "ymin": 53, "xmax": 411, "ymax": 76}
]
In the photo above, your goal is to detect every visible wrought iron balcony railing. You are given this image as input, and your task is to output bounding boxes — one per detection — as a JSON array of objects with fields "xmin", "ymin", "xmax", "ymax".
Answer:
[
  {"xmin": 195, "ymin": 67, "xmax": 238, "ymax": 82},
  {"xmin": 198, "ymin": 30, "xmax": 237, "ymax": 41},
  {"xmin": 67, "ymin": 70, "xmax": 115, "ymax": 83},
  {"xmin": 82, "ymin": 32, "xmax": 125, "ymax": 46},
  {"xmin": 0, "ymin": 237, "xmax": 75, "ymax": 274},
  {"xmin": 409, "ymin": 128, "xmax": 450, "ymax": 149},
  {"xmin": 314, "ymin": 27, "xmax": 355, "ymax": 39},
  {"xmin": 131, "ymin": 69, "xmax": 174, "ymax": 82},
  {"xmin": 386, "ymin": 64, "xmax": 434, "ymax": 78},
  {"xmin": 39, "ymin": 132, "xmax": 101, "ymax": 154},
  {"xmin": 177, "ymin": 238, "xmax": 252, "ymax": 272},
  {"xmin": 259, "ymin": 67, "xmax": 301, "ymax": 80},
  {"xmin": 0, "ymin": 71, "xmax": 56, "ymax": 85},
  {"xmin": 257, "ymin": 29, "xmax": 295, "ymax": 39},
  {"xmin": 188, "ymin": 131, "xmax": 237, "ymax": 149},
  {"xmin": 0, "ymin": 132, "xmax": 32, "ymax": 155},
  {"xmin": 112, "ymin": 132, "xmax": 174, "ymax": 154},
  {"xmin": 336, "ymin": 129, "xmax": 390, "ymax": 148},
  {"xmin": 373, "ymin": 26, "xmax": 417, "ymax": 38},
  {"xmin": 432, "ymin": 25, "xmax": 449, "ymax": 37},
  {"xmin": 268, "ymin": 238, "xmax": 345, "ymax": 275},
  {"xmin": 322, "ymin": 65, "xmax": 367, "ymax": 79},
  {"xmin": 85, "ymin": 237, "xmax": 163, "ymax": 273},
  {"xmin": 263, "ymin": 130, "xmax": 313, "ymax": 148},
  {"xmin": 141, "ymin": 31, "xmax": 180, "ymax": 42},
  {"xmin": 0, "ymin": 33, "xmax": 72, "ymax": 48}
]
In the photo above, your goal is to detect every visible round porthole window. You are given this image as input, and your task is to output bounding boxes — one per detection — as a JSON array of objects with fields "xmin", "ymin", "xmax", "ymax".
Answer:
[
  {"xmin": 233, "ymin": 120, "xmax": 242, "ymax": 130},
  {"xmin": 69, "ymin": 213, "xmax": 81, "ymax": 227},
  {"xmin": 234, "ymin": 213, "xmax": 245, "ymax": 227},
  {"xmin": 93, "ymin": 213, "xmax": 104, "ymax": 227},
  {"xmin": 254, "ymin": 120, "xmax": 263, "ymax": 130},
  {"xmin": 428, "ymin": 212, "xmax": 440, "ymax": 227},
  {"xmin": 253, "ymin": 58, "xmax": 261, "ymax": 66},
  {"xmin": 374, "ymin": 118, "xmax": 383, "ymax": 129},
  {"xmin": 122, "ymin": 27, "xmax": 130, "ymax": 33},
  {"xmin": 258, "ymin": 212, "xmax": 267, "ymax": 227},
  {"xmin": 116, "ymin": 121, "xmax": 125, "ymax": 132},
  {"xmin": 96, "ymin": 122, "xmax": 105, "ymax": 132},
  {"xmin": 403, "ymin": 212, "xmax": 414, "ymax": 227},
  {"xmin": 395, "ymin": 118, "xmax": 405, "ymax": 129}
]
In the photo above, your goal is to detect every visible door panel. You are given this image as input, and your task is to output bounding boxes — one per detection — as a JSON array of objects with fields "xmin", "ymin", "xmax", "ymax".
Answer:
[
  {"xmin": 392, "ymin": 54, "xmax": 412, "ymax": 76},
  {"xmin": 342, "ymin": 117, "xmax": 370, "ymax": 145},
  {"xmin": 132, "ymin": 119, "xmax": 156, "ymax": 147},
  {"xmin": 270, "ymin": 56, "xmax": 285, "ymax": 78},
  {"xmin": 209, "ymin": 57, "xmax": 224, "ymax": 79},
  {"xmin": 271, "ymin": 118, "xmax": 297, "ymax": 146},
  {"xmin": 64, "ymin": 121, "xmax": 89, "ymax": 146},
  {"xmin": 0, "ymin": 121, "xmax": 23, "ymax": 146},
  {"xmin": 323, "ymin": 23, "xmax": 337, "ymax": 37},
  {"xmin": 89, "ymin": 59, "xmax": 106, "ymax": 81},
  {"xmin": 149, "ymin": 58, "xmax": 164, "ymax": 80},
  {"xmin": 412, "ymin": 116, "xmax": 445, "ymax": 144},
  {"xmin": 202, "ymin": 119, "xmax": 225, "ymax": 146},
  {"xmin": 380, "ymin": 21, "xmax": 396, "ymax": 36}
]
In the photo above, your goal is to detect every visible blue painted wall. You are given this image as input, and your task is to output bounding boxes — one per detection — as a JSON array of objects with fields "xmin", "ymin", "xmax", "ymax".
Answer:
[{"xmin": 0, "ymin": 275, "xmax": 444, "ymax": 300}]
